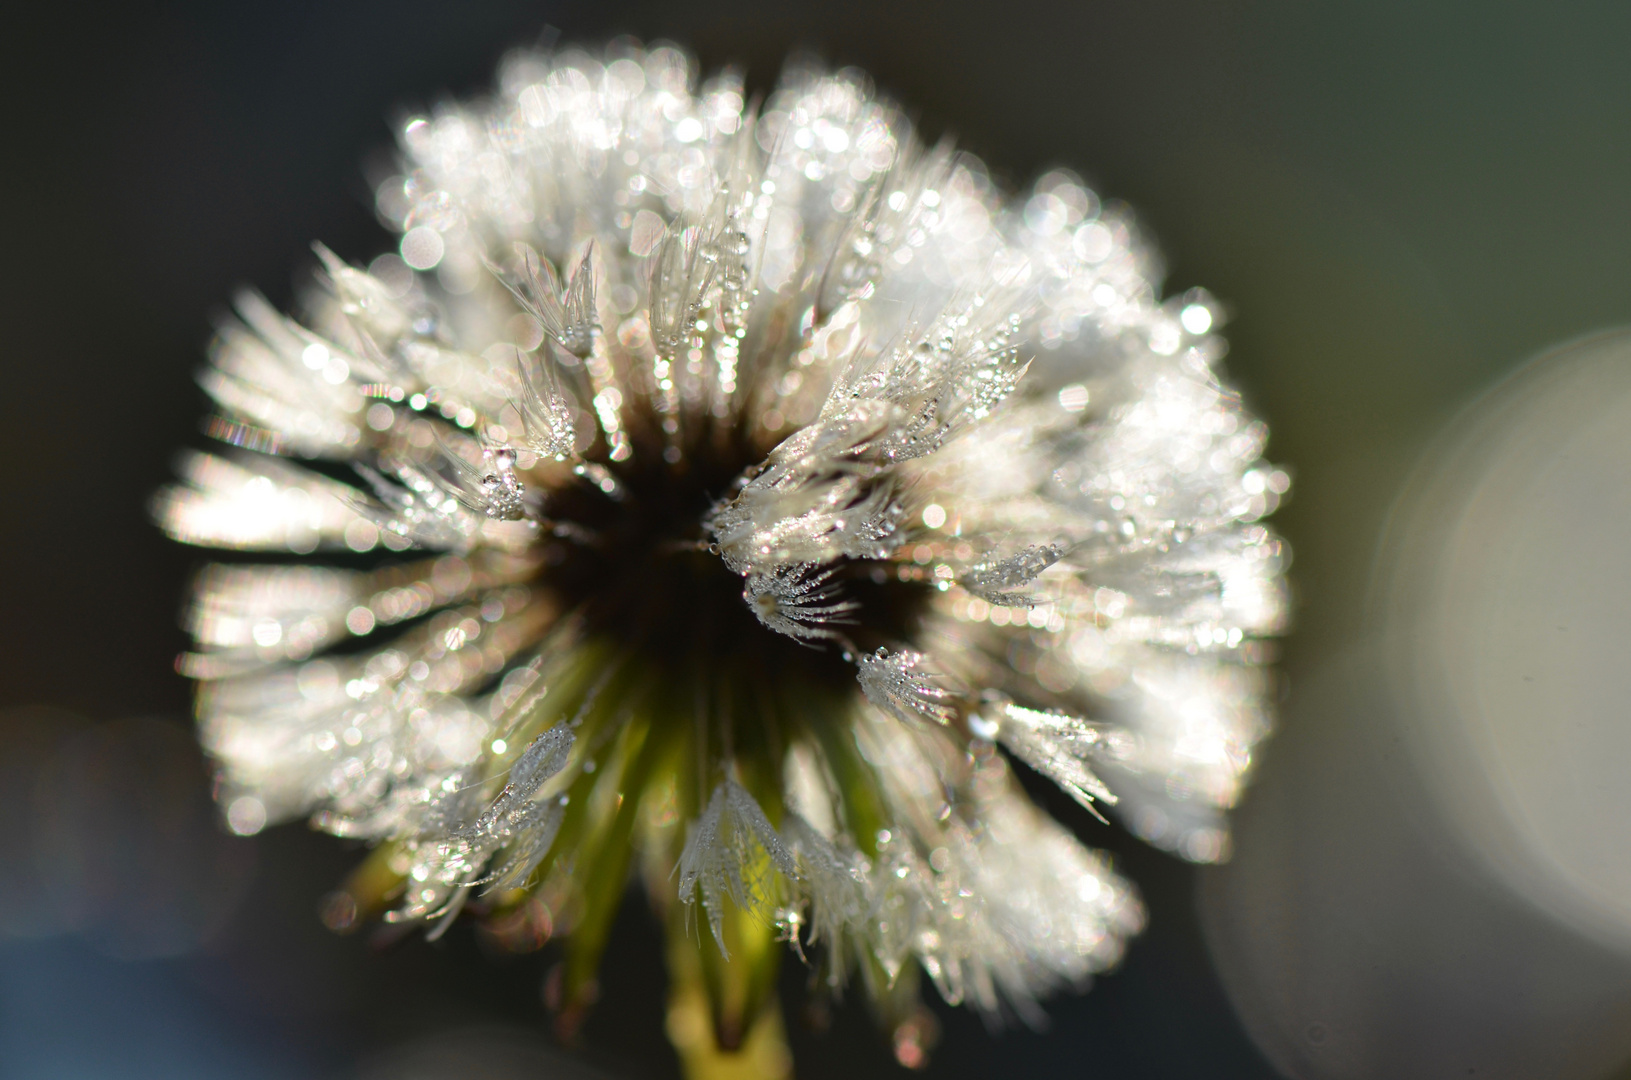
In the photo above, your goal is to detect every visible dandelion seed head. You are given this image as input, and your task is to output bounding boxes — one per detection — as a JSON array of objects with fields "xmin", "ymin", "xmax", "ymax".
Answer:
[{"xmin": 160, "ymin": 38, "xmax": 1288, "ymax": 1059}]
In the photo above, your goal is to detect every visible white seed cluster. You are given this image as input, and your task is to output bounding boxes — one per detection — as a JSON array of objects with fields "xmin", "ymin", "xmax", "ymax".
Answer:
[{"xmin": 157, "ymin": 40, "xmax": 1288, "ymax": 1021}]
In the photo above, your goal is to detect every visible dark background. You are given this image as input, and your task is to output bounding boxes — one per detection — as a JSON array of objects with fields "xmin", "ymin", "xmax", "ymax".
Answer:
[{"xmin": 4, "ymin": 2, "xmax": 1631, "ymax": 1078}]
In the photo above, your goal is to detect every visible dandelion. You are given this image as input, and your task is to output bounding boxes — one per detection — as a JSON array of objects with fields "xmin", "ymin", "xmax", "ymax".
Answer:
[{"xmin": 157, "ymin": 39, "xmax": 1289, "ymax": 1074}]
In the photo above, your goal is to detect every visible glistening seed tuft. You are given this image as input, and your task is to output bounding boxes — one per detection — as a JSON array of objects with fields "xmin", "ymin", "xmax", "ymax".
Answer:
[{"xmin": 158, "ymin": 39, "xmax": 1289, "ymax": 1069}]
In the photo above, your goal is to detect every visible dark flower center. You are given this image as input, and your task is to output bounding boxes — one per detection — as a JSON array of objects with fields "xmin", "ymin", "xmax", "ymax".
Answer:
[{"xmin": 538, "ymin": 425, "xmax": 931, "ymax": 705}]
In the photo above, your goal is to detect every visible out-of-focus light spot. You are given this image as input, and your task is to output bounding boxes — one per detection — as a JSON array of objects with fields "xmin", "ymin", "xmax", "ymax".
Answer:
[
  {"xmin": 301, "ymin": 343, "xmax": 328, "ymax": 370},
  {"xmin": 249, "ymin": 619, "xmax": 281, "ymax": 648},
  {"xmin": 491, "ymin": 738, "xmax": 508, "ymax": 755},
  {"xmin": 365, "ymin": 403, "xmax": 394, "ymax": 431},
  {"xmin": 1380, "ymin": 329, "xmax": 1631, "ymax": 951},
  {"xmin": 1181, "ymin": 828, "xmax": 1225, "ymax": 863},
  {"xmin": 506, "ymin": 312, "xmax": 545, "ymax": 350},
  {"xmin": 1149, "ymin": 320, "xmax": 1182, "ymax": 355},
  {"xmin": 1180, "ymin": 303, "xmax": 1214, "ymax": 335},
  {"xmin": 629, "ymin": 209, "xmax": 666, "ymax": 256},
  {"xmin": 319, "ymin": 890, "xmax": 359, "ymax": 933},
  {"xmin": 922, "ymin": 503, "xmax": 947, "ymax": 529},
  {"xmin": 400, "ymin": 226, "xmax": 445, "ymax": 270},
  {"xmin": 225, "ymin": 796, "xmax": 266, "ymax": 836},
  {"xmin": 1058, "ymin": 383, "xmax": 1090, "ymax": 413},
  {"xmin": 374, "ymin": 176, "xmax": 410, "ymax": 225},
  {"xmin": 673, "ymin": 116, "xmax": 704, "ymax": 143},
  {"xmin": 891, "ymin": 1012, "xmax": 936, "ymax": 1071},
  {"xmin": 344, "ymin": 518, "xmax": 379, "ymax": 553},
  {"xmin": 367, "ymin": 252, "xmax": 414, "ymax": 297},
  {"xmin": 345, "ymin": 606, "xmax": 376, "ymax": 635},
  {"xmin": 1024, "ymin": 192, "xmax": 1068, "ymax": 235},
  {"xmin": 1073, "ymin": 221, "xmax": 1113, "ymax": 263}
]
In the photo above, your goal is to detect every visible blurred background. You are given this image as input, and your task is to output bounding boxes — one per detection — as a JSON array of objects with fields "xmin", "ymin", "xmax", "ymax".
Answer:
[{"xmin": 6, "ymin": 2, "xmax": 1631, "ymax": 1077}]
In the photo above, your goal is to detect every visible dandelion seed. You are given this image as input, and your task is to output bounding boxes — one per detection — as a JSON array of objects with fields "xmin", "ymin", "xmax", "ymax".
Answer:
[
  {"xmin": 986, "ymin": 699, "xmax": 1116, "ymax": 820},
  {"xmin": 743, "ymin": 563, "xmax": 858, "ymax": 644},
  {"xmin": 467, "ymin": 724, "xmax": 573, "ymax": 839},
  {"xmin": 960, "ymin": 543, "xmax": 1067, "ymax": 607},
  {"xmin": 677, "ymin": 780, "xmax": 800, "ymax": 955},
  {"xmin": 858, "ymin": 648, "xmax": 962, "ymax": 726}
]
